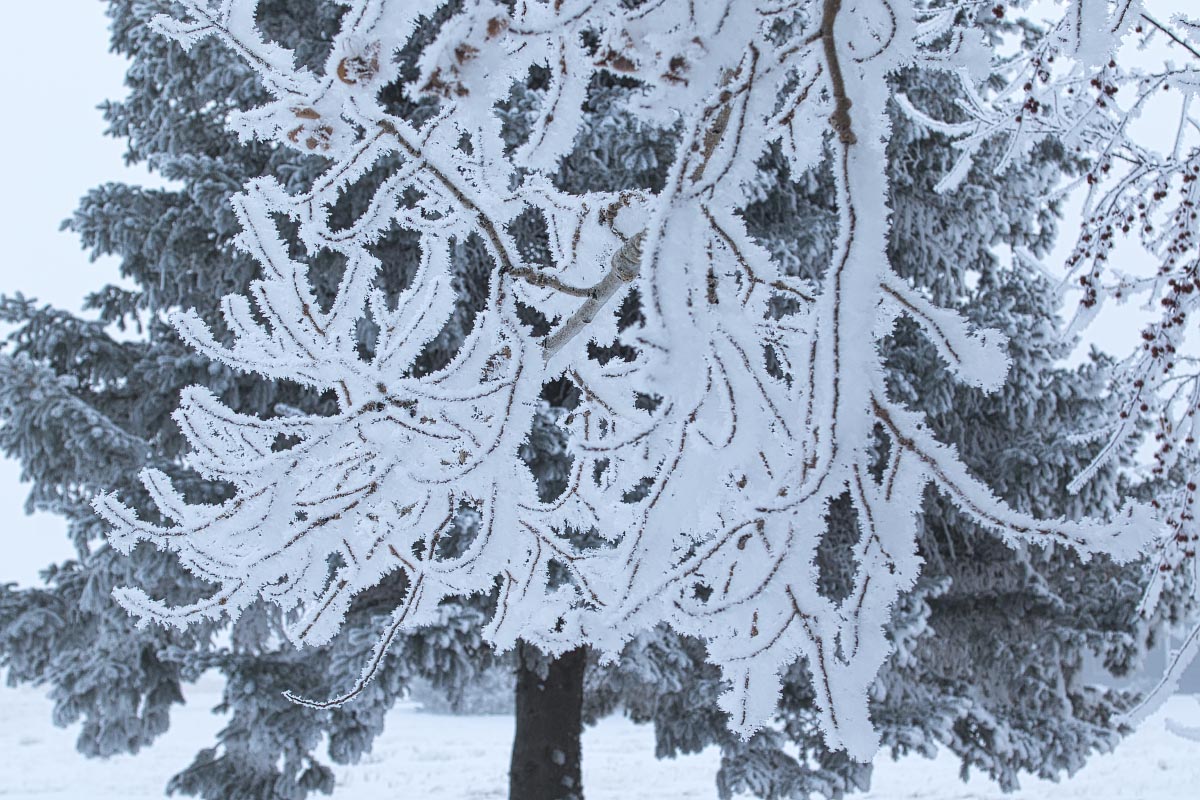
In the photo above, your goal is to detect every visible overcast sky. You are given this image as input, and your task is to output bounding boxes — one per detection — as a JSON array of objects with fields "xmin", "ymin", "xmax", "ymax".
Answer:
[{"xmin": 0, "ymin": 2, "xmax": 160, "ymax": 585}]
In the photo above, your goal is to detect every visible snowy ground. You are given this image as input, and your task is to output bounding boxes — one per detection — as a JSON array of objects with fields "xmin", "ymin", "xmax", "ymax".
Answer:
[{"xmin": 0, "ymin": 677, "xmax": 1197, "ymax": 799}]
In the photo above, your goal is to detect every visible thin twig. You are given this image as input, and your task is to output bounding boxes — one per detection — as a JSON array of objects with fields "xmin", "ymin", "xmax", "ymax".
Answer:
[{"xmin": 1141, "ymin": 12, "xmax": 1200, "ymax": 63}]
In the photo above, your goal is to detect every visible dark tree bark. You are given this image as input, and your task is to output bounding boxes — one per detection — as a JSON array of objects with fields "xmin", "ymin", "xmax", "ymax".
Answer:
[{"xmin": 509, "ymin": 644, "xmax": 587, "ymax": 800}]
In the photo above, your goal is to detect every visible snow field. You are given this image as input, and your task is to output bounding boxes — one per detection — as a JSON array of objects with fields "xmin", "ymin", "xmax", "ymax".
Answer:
[{"xmin": 1, "ymin": 676, "xmax": 1197, "ymax": 799}]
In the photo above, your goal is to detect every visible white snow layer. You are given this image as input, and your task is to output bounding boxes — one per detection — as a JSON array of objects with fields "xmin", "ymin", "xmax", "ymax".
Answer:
[{"xmin": 0, "ymin": 676, "xmax": 1197, "ymax": 799}]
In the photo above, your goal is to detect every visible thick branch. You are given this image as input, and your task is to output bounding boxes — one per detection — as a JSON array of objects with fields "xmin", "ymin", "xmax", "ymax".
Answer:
[
  {"xmin": 541, "ymin": 232, "xmax": 644, "ymax": 360},
  {"xmin": 820, "ymin": 0, "xmax": 856, "ymax": 145}
]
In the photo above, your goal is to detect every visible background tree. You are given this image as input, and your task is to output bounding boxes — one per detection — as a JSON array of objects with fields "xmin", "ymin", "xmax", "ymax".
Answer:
[
  {"xmin": 0, "ymin": 2, "xmax": 1159, "ymax": 800},
  {"xmin": 901, "ymin": 0, "xmax": 1200, "ymax": 728}
]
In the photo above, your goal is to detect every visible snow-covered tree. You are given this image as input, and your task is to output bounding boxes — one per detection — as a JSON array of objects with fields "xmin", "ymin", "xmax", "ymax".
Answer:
[
  {"xmin": 0, "ymin": 2, "xmax": 1172, "ymax": 799},
  {"xmin": 90, "ymin": 0, "xmax": 1155, "ymax": 762}
]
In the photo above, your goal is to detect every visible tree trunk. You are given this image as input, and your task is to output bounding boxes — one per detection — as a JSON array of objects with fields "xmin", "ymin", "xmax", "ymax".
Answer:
[{"xmin": 509, "ymin": 644, "xmax": 586, "ymax": 800}]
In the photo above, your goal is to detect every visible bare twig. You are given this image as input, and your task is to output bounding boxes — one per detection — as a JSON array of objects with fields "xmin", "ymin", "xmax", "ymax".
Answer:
[{"xmin": 1141, "ymin": 12, "xmax": 1200, "ymax": 63}]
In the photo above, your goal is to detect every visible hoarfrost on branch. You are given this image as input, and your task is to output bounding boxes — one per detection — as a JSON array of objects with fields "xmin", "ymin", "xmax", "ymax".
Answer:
[{"xmin": 95, "ymin": 0, "xmax": 1162, "ymax": 761}]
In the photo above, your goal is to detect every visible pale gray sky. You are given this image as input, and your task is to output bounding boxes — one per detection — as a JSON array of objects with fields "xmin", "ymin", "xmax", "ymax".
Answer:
[{"xmin": 0, "ymin": 2, "xmax": 160, "ymax": 585}]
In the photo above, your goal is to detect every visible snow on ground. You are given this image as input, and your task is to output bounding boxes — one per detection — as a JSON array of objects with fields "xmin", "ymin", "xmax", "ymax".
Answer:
[{"xmin": 0, "ymin": 675, "xmax": 1197, "ymax": 799}]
